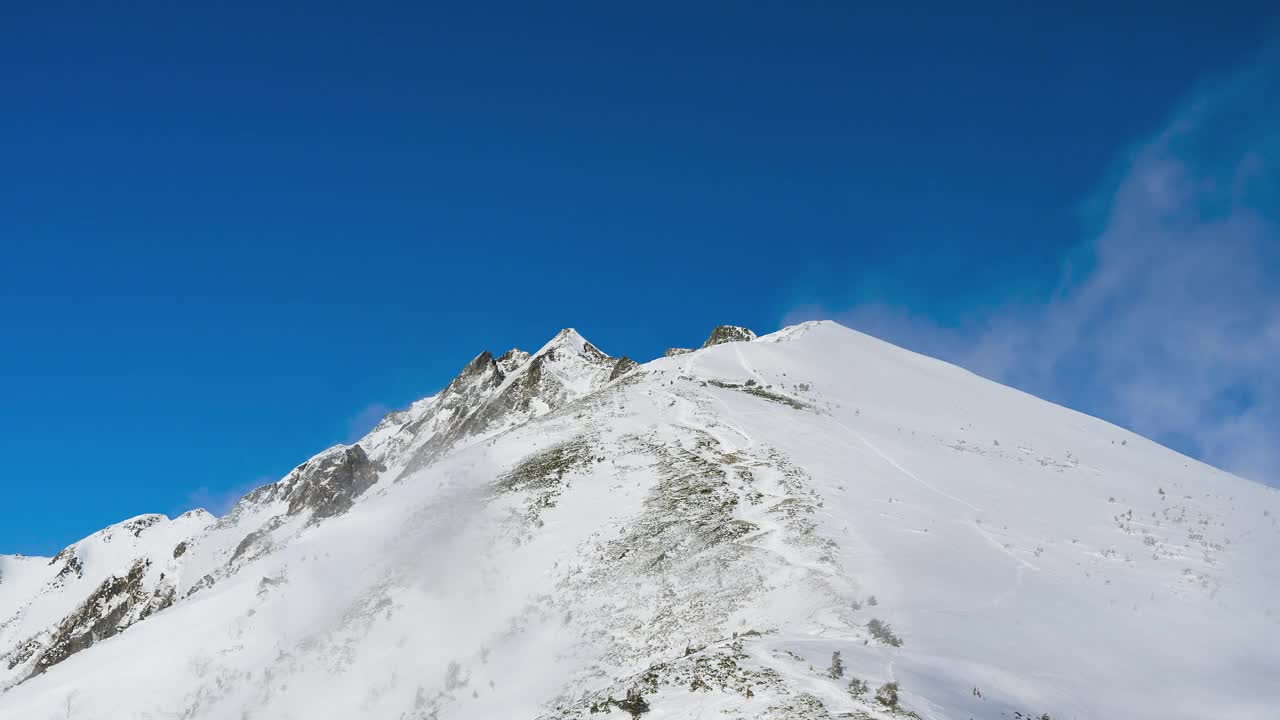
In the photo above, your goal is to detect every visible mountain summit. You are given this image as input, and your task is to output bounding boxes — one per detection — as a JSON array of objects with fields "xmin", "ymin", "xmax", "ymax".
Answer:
[{"xmin": 2, "ymin": 322, "xmax": 1276, "ymax": 719}]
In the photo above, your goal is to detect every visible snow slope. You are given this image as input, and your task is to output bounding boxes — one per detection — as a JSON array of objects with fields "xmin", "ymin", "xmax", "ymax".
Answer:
[{"xmin": 1, "ymin": 321, "xmax": 1276, "ymax": 720}]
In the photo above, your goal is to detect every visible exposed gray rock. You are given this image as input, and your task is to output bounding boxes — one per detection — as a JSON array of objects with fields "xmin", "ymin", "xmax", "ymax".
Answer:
[
  {"xmin": 281, "ymin": 445, "xmax": 386, "ymax": 520},
  {"xmin": 400, "ymin": 352, "xmax": 506, "ymax": 441},
  {"xmin": 396, "ymin": 330, "xmax": 616, "ymax": 479},
  {"xmin": 496, "ymin": 348, "xmax": 531, "ymax": 375},
  {"xmin": 702, "ymin": 325, "xmax": 757, "ymax": 348},
  {"xmin": 460, "ymin": 331, "xmax": 612, "ymax": 432},
  {"xmin": 609, "ymin": 356, "xmax": 639, "ymax": 381},
  {"xmin": 225, "ymin": 444, "xmax": 386, "ymax": 524},
  {"xmin": 228, "ymin": 516, "xmax": 287, "ymax": 567},
  {"xmin": 7, "ymin": 559, "xmax": 175, "ymax": 684},
  {"xmin": 49, "ymin": 548, "xmax": 83, "ymax": 583},
  {"xmin": 706, "ymin": 379, "xmax": 811, "ymax": 411},
  {"xmin": 663, "ymin": 348, "xmax": 694, "ymax": 358}
]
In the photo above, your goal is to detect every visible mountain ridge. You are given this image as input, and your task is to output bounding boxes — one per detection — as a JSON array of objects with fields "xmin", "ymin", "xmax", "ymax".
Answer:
[{"xmin": 2, "ymin": 320, "xmax": 1276, "ymax": 719}]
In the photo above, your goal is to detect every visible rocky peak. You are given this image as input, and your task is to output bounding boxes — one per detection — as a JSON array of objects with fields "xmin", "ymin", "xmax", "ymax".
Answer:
[
  {"xmin": 177, "ymin": 509, "xmax": 214, "ymax": 523},
  {"xmin": 452, "ymin": 351, "xmax": 505, "ymax": 388},
  {"xmin": 393, "ymin": 330, "xmax": 619, "ymax": 480},
  {"xmin": 534, "ymin": 328, "xmax": 609, "ymax": 364},
  {"xmin": 413, "ymin": 351, "xmax": 505, "ymax": 425},
  {"xmin": 496, "ymin": 348, "xmax": 531, "ymax": 375},
  {"xmin": 702, "ymin": 325, "xmax": 757, "ymax": 348},
  {"xmin": 516, "ymin": 329, "xmax": 614, "ymax": 396}
]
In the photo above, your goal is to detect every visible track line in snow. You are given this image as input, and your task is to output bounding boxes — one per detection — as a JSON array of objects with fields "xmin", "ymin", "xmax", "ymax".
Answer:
[
  {"xmin": 657, "ymin": 388, "xmax": 743, "ymax": 454},
  {"xmin": 732, "ymin": 343, "xmax": 767, "ymax": 385},
  {"xmin": 843, "ymin": 425, "xmax": 984, "ymax": 514},
  {"xmin": 972, "ymin": 523, "xmax": 1039, "ymax": 572},
  {"xmin": 694, "ymin": 388, "xmax": 757, "ymax": 450}
]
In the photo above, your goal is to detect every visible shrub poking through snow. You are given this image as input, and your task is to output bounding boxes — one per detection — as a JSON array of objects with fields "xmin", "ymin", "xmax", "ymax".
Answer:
[
  {"xmin": 848, "ymin": 677, "xmax": 868, "ymax": 697},
  {"xmin": 615, "ymin": 688, "xmax": 650, "ymax": 718},
  {"xmin": 876, "ymin": 681, "xmax": 900, "ymax": 708},
  {"xmin": 867, "ymin": 618, "xmax": 903, "ymax": 646},
  {"xmin": 828, "ymin": 650, "xmax": 844, "ymax": 678}
]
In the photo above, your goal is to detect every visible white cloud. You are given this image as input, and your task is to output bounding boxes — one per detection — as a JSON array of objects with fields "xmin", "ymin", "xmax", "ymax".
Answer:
[
  {"xmin": 181, "ymin": 478, "xmax": 270, "ymax": 517},
  {"xmin": 791, "ymin": 46, "xmax": 1280, "ymax": 485},
  {"xmin": 346, "ymin": 402, "xmax": 392, "ymax": 444}
]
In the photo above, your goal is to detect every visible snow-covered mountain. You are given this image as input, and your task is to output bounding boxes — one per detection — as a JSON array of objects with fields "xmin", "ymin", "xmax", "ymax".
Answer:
[{"xmin": 1, "ymin": 321, "xmax": 1277, "ymax": 719}]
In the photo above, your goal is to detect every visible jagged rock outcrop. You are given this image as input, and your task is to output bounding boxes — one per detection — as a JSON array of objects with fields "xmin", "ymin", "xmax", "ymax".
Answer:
[
  {"xmin": 663, "ymin": 347, "xmax": 693, "ymax": 357},
  {"xmin": 233, "ymin": 444, "xmax": 386, "ymax": 521},
  {"xmin": 609, "ymin": 356, "xmax": 639, "ymax": 381},
  {"xmin": 282, "ymin": 445, "xmax": 385, "ymax": 520},
  {"xmin": 702, "ymin": 324, "xmax": 757, "ymax": 347},
  {"xmin": 496, "ymin": 349, "xmax": 531, "ymax": 375},
  {"xmin": 469, "ymin": 329, "xmax": 612, "ymax": 425},
  {"xmin": 15, "ymin": 560, "xmax": 174, "ymax": 682},
  {"xmin": 0, "ymin": 513, "xmax": 208, "ymax": 689},
  {"xmin": 422, "ymin": 351, "xmax": 508, "ymax": 427},
  {"xmin": 395, "ymin": 329, "xmax": 616, "ymax": 479}
]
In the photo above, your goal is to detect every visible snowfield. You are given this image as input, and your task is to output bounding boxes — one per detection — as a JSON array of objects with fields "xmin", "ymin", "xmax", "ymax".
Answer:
[{"xmin": 1, "ymin": 321, "xmax": 1277, "ymax": 719}]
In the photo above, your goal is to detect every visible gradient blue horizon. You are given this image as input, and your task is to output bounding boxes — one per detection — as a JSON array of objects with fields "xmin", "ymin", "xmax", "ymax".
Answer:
[{"xmin": 3, "ymin": 2, "xmax": 1278, "ymax": 555}]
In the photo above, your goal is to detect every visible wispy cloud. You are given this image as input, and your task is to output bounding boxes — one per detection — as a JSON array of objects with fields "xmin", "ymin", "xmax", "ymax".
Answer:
[
  {"xmin": 181, "ymin": 477, "xmax": 271, "ymax": 517},
  {"xmin": 175, "ymin": 402, "xmax": 395, "ymax": 519},
  {"xmin": 346, "ymin": 402, "xmax": 392, "ymax": 444},
  {"xmin": 790, "ymin": 46, "xmax": 1280, "ymax": 485}
]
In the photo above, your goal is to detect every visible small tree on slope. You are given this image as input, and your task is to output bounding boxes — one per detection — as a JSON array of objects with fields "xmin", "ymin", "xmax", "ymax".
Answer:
[{"xmin": 829, "ymin": 650, "xmax": 845, "ymax": 679}]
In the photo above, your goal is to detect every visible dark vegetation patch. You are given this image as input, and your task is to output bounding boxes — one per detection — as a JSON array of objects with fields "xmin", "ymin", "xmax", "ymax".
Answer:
[
  {"xmin": 497, "ymin": 440, "xmax": 596, "ymax": 496},
  {"xmin": 497, "ymin": 438, "xmax": 599, "ymax": 530},
  {"xmin": 568, "ymin": 635, "xmax": 785, "ymax": 719},
  {"xmin": 605, "ymin": 433, "xmax": 756, "ymax": 572},
  {"xmin": 706, "ymin": 379, "xmax": 811, "ymax": 411},
  {"xmin": 867, "ymin": 618, "xmax": 903, "ymax": 647}
]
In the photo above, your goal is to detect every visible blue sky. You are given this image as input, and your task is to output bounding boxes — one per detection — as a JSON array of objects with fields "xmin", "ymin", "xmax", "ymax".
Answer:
[{"xmin": 2, "ymin": 3, "xmax": 1277, "ymax": 555}]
